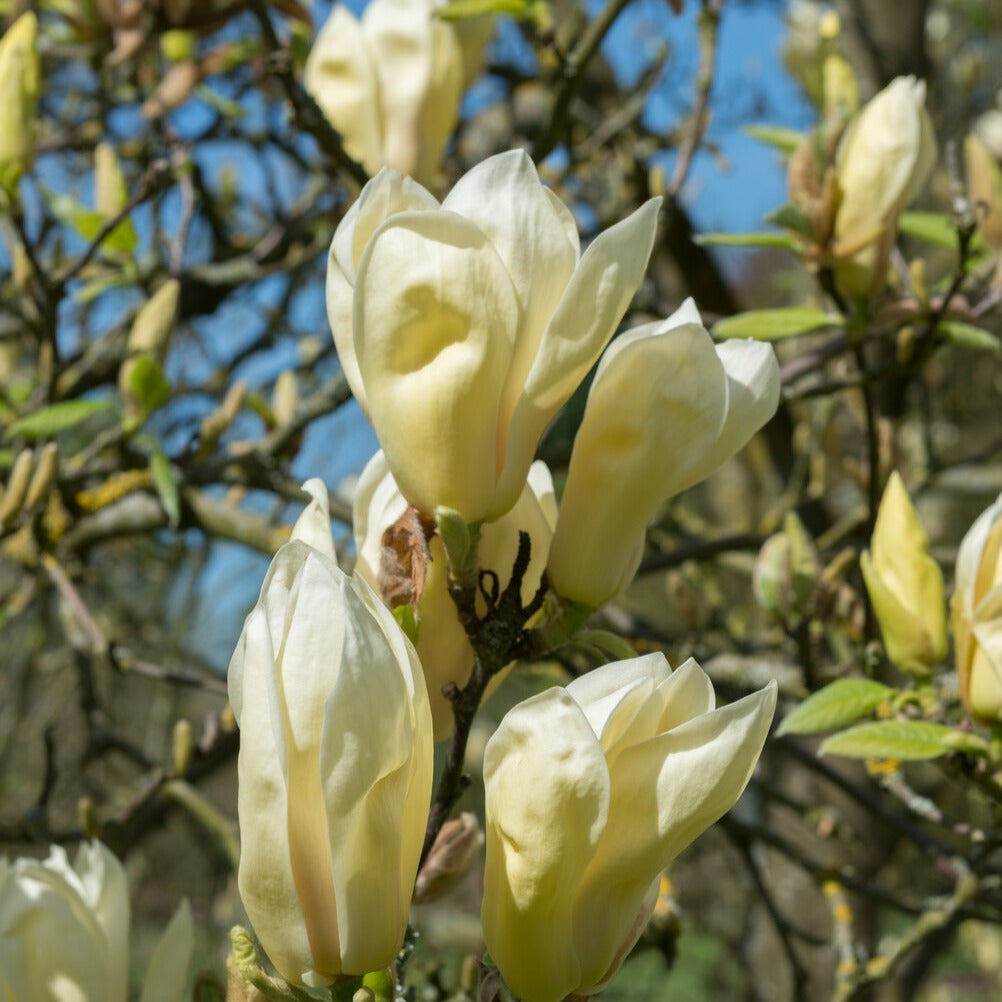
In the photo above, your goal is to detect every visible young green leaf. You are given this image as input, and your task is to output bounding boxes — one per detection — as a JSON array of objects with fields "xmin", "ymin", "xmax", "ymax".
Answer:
[
  {"xmin": 778, "ymin": 678, "xmax": 895, "ymax": 736},
  {"xmin": 744, "ymin": 124, "xmax": 804, "ymax": 153},
  {"xmin": 713, "ymin": 307, "xmax": 843, "ymax": 342},
  {"xmin": 819, "ymin": 720, "xmax": 958, "ymax": 760},
  {"xmin": 149, "ymin": 444, "xmax": 180, "ymax": 528},
  {"xmin": 936, "ymin": 320, "xmax": 1000, "ymax": 352},
  {"xmin": 696, "ymin": 231, "xmax": 798, "ymax": 249},
  {"xmin": 7, "ymin": 399, "xmax": 113, "ymax": 440}
]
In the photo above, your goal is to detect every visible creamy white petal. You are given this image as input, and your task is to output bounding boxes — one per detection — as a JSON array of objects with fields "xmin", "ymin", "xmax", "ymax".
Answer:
[
  {"xmin": 354, "ymin": 210, "xmax": 520, "ymax": 519},
  {"xmin": 482, "ymin": 687, "xmax": 610, "ymax": 1002},
  {"xmin": 138, "ymin": 900, "xmax": 194, "ymax": 1002}
]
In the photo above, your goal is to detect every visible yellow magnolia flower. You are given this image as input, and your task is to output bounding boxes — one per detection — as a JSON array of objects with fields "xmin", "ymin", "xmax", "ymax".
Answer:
[
  {"xmin": 228, "ymin": 479, "xmax": 433, "ymax": 985},
  {"xmin": 304, "ymin": 0, "xmax": 492, "ymax": 187},
  {"xmin": 326, "ymin": 150, "xmax": 661, "ymax": 523},
  {"xmin": 482, "ymin": 654, "xmax": 776, "ymax": 1002},
  {"xmin": 353, "ymin": 451, "xmax": 557, "ymax": 741},
  {"xmin": 0, "ymin": 12, "xmax": 40, "ymax": 187},
  {"xmin": 546, "ymin": 299, "xmax": 780, "ymax": 607},
  {"xmin": 860, "ymin": 472, "xmax": 947, "ymax": 673},
  {"xmin": 0, "ymin": 840, "xmax": 192, "ymax": 1002},
  {"xmin": 952, "ymin": 493, "xmax": 1002, "ymax": 721},
  {"xmin": 833, "ymin": 75, "xmax": 937, "ymax": 299}
]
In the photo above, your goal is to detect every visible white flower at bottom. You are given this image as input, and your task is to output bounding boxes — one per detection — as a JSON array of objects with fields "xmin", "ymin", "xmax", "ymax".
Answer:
[
  {"xmin": 0, "ymin": 840, "xmax": 192, "ymax": 1002},
  {"xmin": 482, "ymin": 654, "xmax": 776, "ymax": 1002}
]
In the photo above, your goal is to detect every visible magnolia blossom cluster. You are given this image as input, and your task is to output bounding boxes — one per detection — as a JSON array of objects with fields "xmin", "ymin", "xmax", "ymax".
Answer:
[
  {"xmin": 228, "ymin": 487, "xmax": 777, "ymax": 995},
  {"xmin": 221, "ymin": 149, "xmax": 782, "ymax": 999},
  {"xmin": 0, "ymin": 840, "xmax": 192, "ymax": 1002}
]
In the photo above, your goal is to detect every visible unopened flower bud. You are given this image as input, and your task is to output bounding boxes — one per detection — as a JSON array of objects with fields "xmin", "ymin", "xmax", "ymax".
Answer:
[
  {"xmin": 413, "ymin": 811, "xmax": 484, "ymax": 904},
  {"xmin": 860, "ymin": 472, "xmax": 947, "ymax": 673},
  {"xmin": 0, "ymin": 13, "xmax": 39, "ymax": 189},
  {"xmin": 172, "ymin": 718, "xmax": 194, "ymax": 776}
]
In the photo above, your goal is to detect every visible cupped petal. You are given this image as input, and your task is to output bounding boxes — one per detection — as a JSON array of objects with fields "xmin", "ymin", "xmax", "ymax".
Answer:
[
  {"xmin": 354, "ymin": 209, "xmax": 520, "ymax": 519},
  {"xmin": 291, "ymin": 478, "xmax": 338, "ymax": 561},
  {"xmin": 304, "ymin": 6, "xmax": 383, "ymax": 175},
  {"xmin": 692, "ymin": 339, "xmax": 781, "ymax": 483},
  {"xmin": 443, "ymin": 150, "xmax": 579, "ymax": 389},
  {"xmin": 0, "ymin": 854, "xmax": 117, "ymax": 1002},
  {"xmin": 230, "ymin": 549, "xmax": 326, "ymax": 984},
  {"xmin": 546, "ymin": 319, "xmax": 730, "ymax": 606},
  {"xmin": 327, "ymin": 171, "xmax": 439, "ymax": 410},
  {"xmin": 138, "ymin": 900, "xmax": 194, "ymax": 1002},
  {"xmin": 319, "ymin": 581, "xmax": 433, "ymax": 974},
  {"xmin": 352, "ymin": 450, "xmax": 408, "ymax": 587},
  {"xmin": 73, "ymin": 841, "xmax": 130, "ymax": 1002},
  {"xmin": 653, "ymin": 657, "xmax": 716, "ymax": 732},
  {"xmin": 491, "ymin": 197, "xmax": 662, "ymax": 517},
  {"xmin": 482, "ymin": 687, "xmax": 611, "ymax": 1002},
  {"xmin": 571, "ymin": 681, "xmax": 777, "ymax": 991}
]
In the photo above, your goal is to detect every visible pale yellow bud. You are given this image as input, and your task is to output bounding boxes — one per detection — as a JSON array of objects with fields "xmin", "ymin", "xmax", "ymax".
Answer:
[
  {"xmin": 228, "ymin": 480, "xmax": 433, "ymax": 984},
  {"xmin": 0, "ymin": 12, "xmax": 40, "ymax": 188},
  {"xmin": 94, "ymin": 142, "xmax": 128, "ymax": 217},
  {"xmin": 547, "ymin": 300, "xmax": 780, "ymax": 608},
  {"xmin": 303, "ymin": 0, "xmax": 493, "ymax": 187},
  {"xmin": 860, "ymin": 472, "xmax": 947, "ymax": 673},
  {"xmin": 833, "ymin": 76, "xmax": 937, "ymax": 299},
  {"xmin": 952, "ymin": 494, "xmax": 1002, "ymax": 722}
]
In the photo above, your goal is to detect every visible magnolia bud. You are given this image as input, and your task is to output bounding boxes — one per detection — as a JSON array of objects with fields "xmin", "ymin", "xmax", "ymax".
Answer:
[
  {"xmin": 860, "ymin": 472, "xmax": 947, "ymax": 673},
  {"xmin": 413, "ymin": 811, "xmax": 484, "ymax": 904},
  {"xmin": 832, "ymin": 76, "xmax": 937, "ymax": 299},
  {"xmin": 753, "ymin": 511, "xmax": 821, "ymax": 629},
  {"xmin": 0, "ymin": 13, "xmax": 39, "ymax": 189}
]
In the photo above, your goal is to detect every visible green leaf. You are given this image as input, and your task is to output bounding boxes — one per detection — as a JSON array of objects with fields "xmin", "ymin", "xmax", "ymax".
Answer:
[
  {"xmin": 936, "ymin": 319, "xmax": 1000, "ymax": 352},
  {"xmin": 778, "ymin": 679, "xmax": 894, "ymax": 736},
  {"xmin": 392, "ymin": 603, "xmax": 419, "ymax": 646},
  {"xmin": 574, "ymin": 629, "xmax": 637, "ymax": 662},
  {"xmin": 438, "ymin": 0, "xmax": 546, "ymax": 22},
  {"xmin": 713, "ymin": 307, "xmax": 843, "ymax": 341},
  {"xmin": 128, "ymin": 354, "xmax": 172, "ymax": 416},
  {"xmin": 48, "ymin": 192, "xmax": 137, "ymax": 254},
  {"xmin": 696, "ymin": 231, "xmax": 798, "ymax": 249},
  {"xmin": 766, "ymin": 203, "xmax": 812, "ymax": 237},
  {"xmin": 744, "ymin": 124, "xmax": 804, "ymax": 154},
  {"xmin": 897, "ymin": 211, "xmax": 961, "ymax": 249},
  {"xmin": 7, "ymin": 399, "xmax": 113, "ymax": 440},
  {"xmin": 149, "ymin": 443, "xmax": 180, "ymax": 528},
  {"xmin": 819, "ymin": 720, "xmax": 959, "ymax": 760},
  {"xmin": 74, "ymin": 266, "xmax": 139, "ymax": 304}
]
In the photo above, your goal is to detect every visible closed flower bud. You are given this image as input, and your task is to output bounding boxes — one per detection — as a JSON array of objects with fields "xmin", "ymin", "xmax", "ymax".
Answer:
[
  {"xmin": 547, "ymin": 299, "xmax": 780, "ymax": 608},
  {"xmin": 413, "ymin": 811, "xmax": 484, "ymax": 904},
  {"xmin": 952, "ymin": 494, "xmax": 1002, "ymax": 721},
  {"xmin": 353, "ymin": 451, "xmax": 556, "ymax": 741},
  {"xmin": 0, "ymin": 840, "xmax": 193, "ymax": 1002},
  {"xmin": 304, "ymin": 0, "xmax": 492, "ymax": 188},
  {"xmin": 832, "ymin": 76, "xmax": 937, "ymax": 299},
  {"xmin": 860, "ymin": 472, "xmax": 947, "ymax": 673},
  {"xmin": 0, "ymin": 13, "xmax": 39, "ymax": 189},
  {"xmin": 965, "ymin": 133, "xmax": 1002, "ymax": 253},
  {"xmin": 228, "ymin": 479, "xmax": 434, "ymax": 985},
  {"xmin": 327, "ymin": 150, "xmax": 661, "ymax": 524},
  {"xmin": 482, "ymin": 654, "xmax": 776, "ymax": 1002}
]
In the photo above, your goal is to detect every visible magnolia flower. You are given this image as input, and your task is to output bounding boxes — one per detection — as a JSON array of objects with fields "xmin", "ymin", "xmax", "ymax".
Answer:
[
  {"xmin": 546, "ymin": 299, "xmax": 780, "ymax": 608},
  {"xmin": 353, "ymin": 451, "xmax": 556, "ymax": 741},
  {"xmin": 304, "ymin": 0, "xmax": 492, "ymax": 187},
  {"xmin": 0, "ymin": 840, "xmax": 193, "ymax": 1002},
  {"xmin": 0, "ymin": 12, "xmax": 39, "ymax": 187},
  {"xmin": 228, "ymin": 479, "xmax": 433, "ymax": 985},
  {"xmin": 860, "ymin": 472, "xmax": 947, "ymax": 674},
  {"xmin": 833, "ymin": 75, "xmax": 937, "ymax": 299},
  {"xmin": 952, "ymin": 493, "xmax": 1002, "ymax": 721},
  {"xmin": 482, "ymin": 654, "xmax": 777, "ymax": 1002},
  {"xmin": 327, "ymin": 149, "xmax": 661, "ymax": 524}
]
